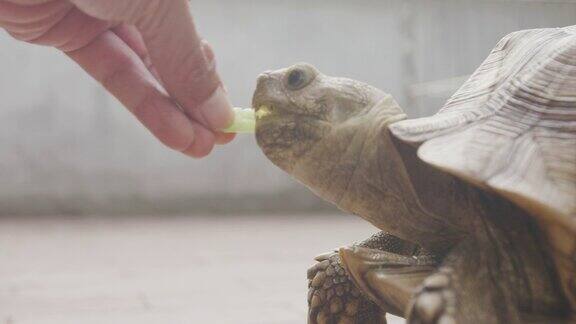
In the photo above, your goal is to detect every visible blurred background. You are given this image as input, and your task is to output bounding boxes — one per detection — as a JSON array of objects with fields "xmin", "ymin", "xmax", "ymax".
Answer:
[{"xmin": 0, "ymin": 0, "xmax": 574, "ymax": 323}]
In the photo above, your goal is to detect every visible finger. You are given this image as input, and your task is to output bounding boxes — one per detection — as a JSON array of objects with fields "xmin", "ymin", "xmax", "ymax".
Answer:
[
  {"xmin": 111, "ymin": 24, "xmax": 160, "ymax": 79},
  {"xmin": 66, "ymin": 30, "xmax": 216, "ymax": 157},
  {"xmin": 8, "ymin": 6, "xmax": 111, "ymax": 51},
  {"xmin": 112, "ymin": 23, "xmax": 225, "ymax": 143},
  {"xmin": 111, "ymin": 24, "xmax": 225, "ymax": 151},
  {"xmin": 3, "ymin": 0, "xmax": 55, "ymax": 5},
  {"xmin": 0, "ymin": 0, "xmax": 72, "ymax": 40},
  {"xmin": 182, "ymin": 121, "xmax": 216, "ymax": 158},
  {"xmin": 135, "ymin": 0, "xmax": 233, "ymax": 130},
  {"xmin": 215, "ymin": 132, "xmax": 236, "ymax": 145},
  {"xmin": 0, "ymin": 0, "xmax": 71, "ymax": 24}
]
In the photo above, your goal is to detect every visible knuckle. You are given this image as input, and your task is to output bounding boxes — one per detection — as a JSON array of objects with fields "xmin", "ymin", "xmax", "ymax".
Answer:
[
  {"xmin": 72, "ymin": 0, "xmax": 162, "ymax": 23},
  {"xmin": 174, "ymin": 48, "xmax": 219, "ymax": 104}
]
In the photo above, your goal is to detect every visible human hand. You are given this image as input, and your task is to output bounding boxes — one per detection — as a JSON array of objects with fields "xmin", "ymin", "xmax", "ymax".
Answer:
[{"xmin": 0, "ymin": 0, "xmax": 235, "ymax": 157}]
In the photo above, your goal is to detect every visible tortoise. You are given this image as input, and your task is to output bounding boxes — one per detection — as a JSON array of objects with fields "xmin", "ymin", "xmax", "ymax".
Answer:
[{"xmin": 252, "ymin": 26, "xmax": 576, "ymax": 324}]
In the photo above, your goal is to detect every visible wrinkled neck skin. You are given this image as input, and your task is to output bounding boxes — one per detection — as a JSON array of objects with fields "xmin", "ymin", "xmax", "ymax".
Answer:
[{"xmin": 291, "ymin": 97, "xmax": 465, "ymax": 253}]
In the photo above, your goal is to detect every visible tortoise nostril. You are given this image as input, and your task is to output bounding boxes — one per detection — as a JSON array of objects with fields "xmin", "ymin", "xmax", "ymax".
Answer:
[{"xmin": 257, "ymin": 72, "xmax": 272, "ymax": 84}]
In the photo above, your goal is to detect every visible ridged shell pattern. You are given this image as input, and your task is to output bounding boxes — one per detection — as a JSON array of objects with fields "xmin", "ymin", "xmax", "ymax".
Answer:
[{"xmin": 390, "ymin": 26, "xmax": 576, "ymax": 233}]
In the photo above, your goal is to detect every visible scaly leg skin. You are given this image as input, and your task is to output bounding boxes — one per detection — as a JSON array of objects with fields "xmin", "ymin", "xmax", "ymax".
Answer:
[
  {"xmin": 307, "ymin": 251, "xmax": 384, "ymax": 324},
  {"xmin": 307, "ymin": 232, "xmax": 436, "ymax": 324}
]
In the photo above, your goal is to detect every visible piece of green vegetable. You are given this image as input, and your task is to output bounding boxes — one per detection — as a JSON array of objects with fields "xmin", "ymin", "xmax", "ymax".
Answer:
[{"xmin": 222, "ymin": 107, "xmax": 256, "ymax": 133}]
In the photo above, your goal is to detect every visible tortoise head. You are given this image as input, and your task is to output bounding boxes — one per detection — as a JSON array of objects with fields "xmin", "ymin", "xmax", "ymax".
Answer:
[
  {"xmin": 253, "ymin": 64, "xmax": 442, "ymax": 243},
  {"xmin": 253, "ymin": 63, "xmax": 406, "ymax": 175}
]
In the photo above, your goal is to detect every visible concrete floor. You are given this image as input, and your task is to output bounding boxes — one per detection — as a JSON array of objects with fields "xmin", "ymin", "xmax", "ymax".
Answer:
[{"xmin": 0, "ymin": 214, "xmax": 403, "ymax": 324}]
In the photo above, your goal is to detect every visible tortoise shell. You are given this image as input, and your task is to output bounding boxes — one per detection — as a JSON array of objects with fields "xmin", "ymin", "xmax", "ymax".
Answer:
[
  {"xmin": 390, "ymin": 26, "xmax": 576, "ymax": 309},
  {"xmin": 390, "ymin": 26, "xmax": 576, "ymax": 234}
]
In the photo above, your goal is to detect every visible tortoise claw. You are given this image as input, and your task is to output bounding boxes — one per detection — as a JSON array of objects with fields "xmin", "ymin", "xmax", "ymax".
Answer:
[
  {"xmin": 407, "ymin": 268, "xmax": 456, "ymax": 324},
  {"xmin": 339, "ymin": 246, "xmax": 437, "ymax": 317},
  {"xmin": 315, "ymin": 251, "xmax": 338, "ymax": 262}
]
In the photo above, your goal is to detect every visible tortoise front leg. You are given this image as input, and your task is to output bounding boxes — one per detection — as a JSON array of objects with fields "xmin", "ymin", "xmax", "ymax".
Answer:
[
  {"xmin": 307, "ymin": 232, "xmax": 436, "ymax": 324},
  {"xmin": 307, "ymin": 251, "xmax": 384, "ymax": 324}
]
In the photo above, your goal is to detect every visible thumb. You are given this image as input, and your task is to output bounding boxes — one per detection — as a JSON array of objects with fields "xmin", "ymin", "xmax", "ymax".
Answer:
[{"xmin": 135, "ymin": 0, "xmax": 233, "ymax": 130}]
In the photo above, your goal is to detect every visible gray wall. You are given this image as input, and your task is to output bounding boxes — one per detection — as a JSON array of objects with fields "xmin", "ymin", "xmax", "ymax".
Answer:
[{"xmin": 1, "ymin": 0, "xmax": 574, "ymax": 215}]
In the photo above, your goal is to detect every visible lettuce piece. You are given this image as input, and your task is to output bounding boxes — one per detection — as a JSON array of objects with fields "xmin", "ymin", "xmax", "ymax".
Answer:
[{"xmin": 222, "ymin": 107, "xmax": 256, "ymax": 133}]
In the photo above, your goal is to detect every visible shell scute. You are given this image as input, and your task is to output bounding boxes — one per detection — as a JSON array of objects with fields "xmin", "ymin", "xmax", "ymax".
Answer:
[{"xmin": 391, "ymin": 26, "xmax": 576, "ymax": 233}]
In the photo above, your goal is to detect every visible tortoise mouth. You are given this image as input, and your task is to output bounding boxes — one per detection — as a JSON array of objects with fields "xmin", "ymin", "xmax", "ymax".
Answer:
[
  {"xmin": 253, "ymin": 103, "xmax": 276, "ymax": 121},
  {"xmin": 253, "ymin": 101, "xmax": 330, "ymax": 175},
  {"xmin": 254, "ymin": 106, "xmax": 300, "ymax": 173}
]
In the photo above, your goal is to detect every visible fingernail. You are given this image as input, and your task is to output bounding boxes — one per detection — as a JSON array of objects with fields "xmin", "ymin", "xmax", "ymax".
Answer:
[
  {"xmin": 215, "ymin": 131, "xmax": 236, "ymax": 145},
  {"xmin": 198, "ymin": 86, "xmax": 234, "ymax": 130}
]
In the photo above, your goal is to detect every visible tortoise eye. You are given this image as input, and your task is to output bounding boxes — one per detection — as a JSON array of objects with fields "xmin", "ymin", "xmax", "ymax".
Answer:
[{"xmin": 285, "ymin": 66, "xmax": 315, "ymax": 90}]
